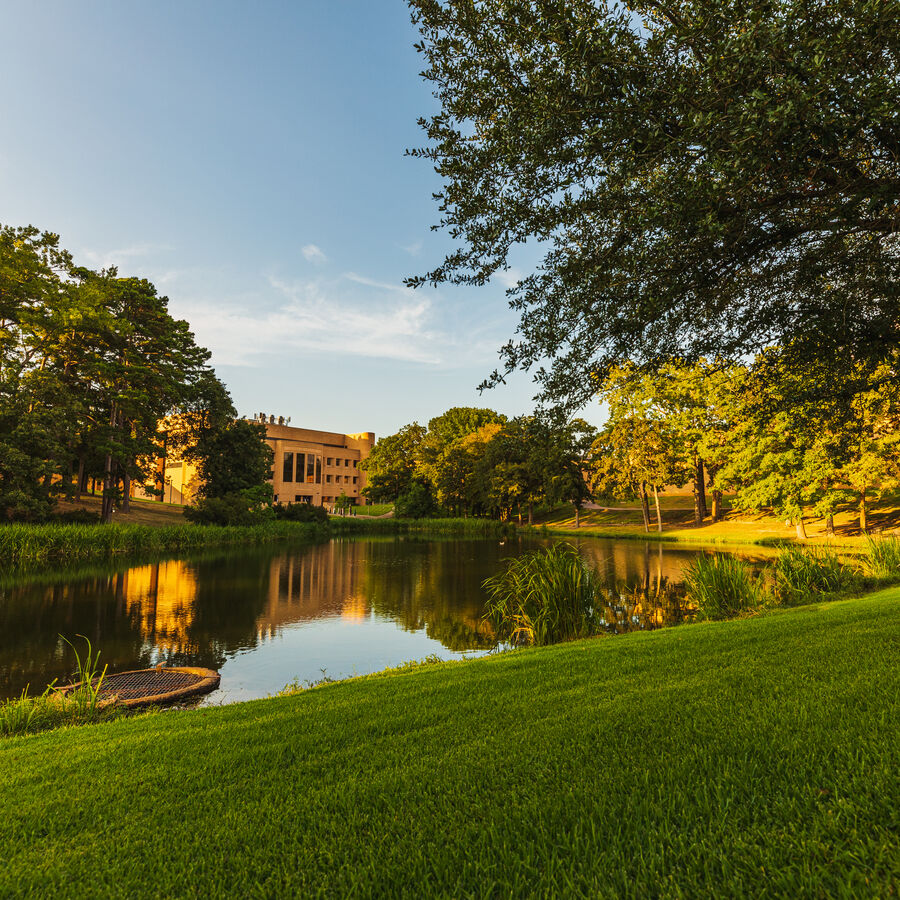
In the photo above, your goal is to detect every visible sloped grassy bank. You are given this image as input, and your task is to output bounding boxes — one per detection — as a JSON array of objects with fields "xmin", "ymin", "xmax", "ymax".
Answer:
[{"xmin": 2, "ymin": 590, "xmax": 898, "ymax": 898}]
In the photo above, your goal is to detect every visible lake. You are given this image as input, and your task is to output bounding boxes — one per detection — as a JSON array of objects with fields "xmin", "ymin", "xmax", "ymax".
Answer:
[{"xmin": 0, "ymin": 535, "xmax": 767, "ymax": 703}]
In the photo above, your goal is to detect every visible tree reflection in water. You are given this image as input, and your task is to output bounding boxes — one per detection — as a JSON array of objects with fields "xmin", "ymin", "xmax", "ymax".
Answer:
[{"xmin": 0, "ymin": 537, "xmax": 765, "ymax": 700}]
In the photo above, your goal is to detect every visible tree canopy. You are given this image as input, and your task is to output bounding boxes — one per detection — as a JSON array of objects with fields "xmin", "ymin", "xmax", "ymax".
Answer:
[
  {"xmin": 408, "ymin": 0, "xmax": 900, "ymax": 409},
  {"xmin": 0, "ymin": 222, "xmax": 244, "ymax": 522}
]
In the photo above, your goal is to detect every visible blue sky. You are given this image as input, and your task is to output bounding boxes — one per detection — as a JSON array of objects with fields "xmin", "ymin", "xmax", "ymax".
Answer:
[{"xmin": 1, "ymin": 1, "xmax": 604, "ymax": 438}]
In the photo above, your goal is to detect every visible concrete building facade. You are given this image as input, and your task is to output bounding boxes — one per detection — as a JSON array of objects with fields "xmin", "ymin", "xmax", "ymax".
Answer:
[
  {"xmin": 139, "ymin": 416, "xmax": 375, "ymax": 508},
  {"xmin": 258, "ymin": 417, "xmax": 375, "ymax": 507}
]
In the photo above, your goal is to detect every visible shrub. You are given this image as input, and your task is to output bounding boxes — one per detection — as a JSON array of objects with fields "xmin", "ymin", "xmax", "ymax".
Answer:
[
  {"xmin": 483, "ymin": 542, "xmax": 603, "ymax": 646},
  {"xmin": 863, "ymin": 534, "xmax": 900, "ymax": 579},
  {"xmin": 184, "ymin": 489, "xmax": 273, "ymax": 526},
  {"xmin": 394, "ymin": 480, "xmax": 437, "ymax": 519},
  {"xmin": 274, "ymin": 503, "xmax": 328, "ymax": 525},
  {"xmin": 771, "ymin": 546, "xmax": 854, "ymax": 604},
  {"xmin": 682, "ymin": 554, "xmax": 764, "ymax": 620}
]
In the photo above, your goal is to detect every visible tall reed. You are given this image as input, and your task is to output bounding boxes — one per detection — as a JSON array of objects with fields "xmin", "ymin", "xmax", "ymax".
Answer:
[
  {"xmin": 61, "ymin": 635, "xmax": 108, "ymax": 718},
  {"xmin": 0, "ymin": 636, "xmax": 115, "ymax": 738},
  {"xmin": 771, "ymin": 545, "xmax": 853, "ymax": 604},
  {"xmin": 0, "ymin": 520, "xmax": 326, "ymax": 571},
  {"xmin": 682, "ymin": 554, "xmax": 763, "ymax": 620},
  {"xmin": 482, "ymin": 542, "xmax": 602, "ymax": 646},
  {"xmin": 863, "ymin": 535, "xmax": 900, "ymax": 579}
]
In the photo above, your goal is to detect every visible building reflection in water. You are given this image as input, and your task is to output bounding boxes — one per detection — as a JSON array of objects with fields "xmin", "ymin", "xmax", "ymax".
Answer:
[{"xmin": 0, "ymin": 537, "xmax": 767, "ymax": 701}]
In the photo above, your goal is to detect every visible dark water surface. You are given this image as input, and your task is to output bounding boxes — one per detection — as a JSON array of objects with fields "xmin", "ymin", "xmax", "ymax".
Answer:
[{"xmin": 0, "ymin": 536, "xmax": 767, "ymax": 703}]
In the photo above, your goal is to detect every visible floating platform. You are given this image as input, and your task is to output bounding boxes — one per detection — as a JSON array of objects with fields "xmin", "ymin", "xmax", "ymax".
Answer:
[{"xmin": 59, "ymin": 666, "xmax": 220, "ymax": 708}]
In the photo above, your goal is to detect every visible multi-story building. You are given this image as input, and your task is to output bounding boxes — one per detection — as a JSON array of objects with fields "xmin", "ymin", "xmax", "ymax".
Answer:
[
  {"xmin": 256, "ymin": 415, "xmax": 374, "ymax": 507},
  {"xmin": 142, "ymin": 415, "xmax": 375, "ymax": 508}
]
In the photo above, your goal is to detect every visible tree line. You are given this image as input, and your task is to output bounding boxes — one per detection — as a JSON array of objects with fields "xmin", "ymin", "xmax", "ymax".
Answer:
[
  {"xmin": 591, "ymin": 354, "xmax": 900, "ymax": 537},
  {"xmin": 0, "ymin": 223, "xmax": 271, "ymax": 523},
  {"xmin": 365, "ymin": 350, "xmax": 900, "ymax": 536},
  {"xmin": 361, "ymin": 407, "xmax": 595, "ymax": 523}
]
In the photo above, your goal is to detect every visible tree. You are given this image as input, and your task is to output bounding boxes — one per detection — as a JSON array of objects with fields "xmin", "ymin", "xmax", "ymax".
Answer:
[
  {"xmin": 417, "ymin": 407, "xmax": 506, "ymax": 488},
  {"xmin": 360, "ymin": 423, "xmax": 427, "ymax": 503},
  {"xmin": 589, "ymin": 418, "xmax": 679, "ymax": 533},
  {"xmin": 0, "ymin": 222, "xmax": 229, "ymax": 522},
  {"xmin": 395, "ymin": 478, "xmax": 437, "ymax": 518},
  {"xmin": 408, "ymin": 0, "xmax": 900, "ymax": 409}
]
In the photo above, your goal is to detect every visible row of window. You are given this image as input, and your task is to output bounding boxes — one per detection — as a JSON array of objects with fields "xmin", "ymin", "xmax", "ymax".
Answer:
[
  {"xmin": 325, "ymin": 457, "xmax": 357, "ymax": 468},
  {"xmin": 278, "ymin": 451, "xmax": 361, "ymax": 486}
]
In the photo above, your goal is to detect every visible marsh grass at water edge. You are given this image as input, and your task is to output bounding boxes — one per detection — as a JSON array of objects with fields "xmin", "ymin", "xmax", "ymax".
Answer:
[
  {"xmin": 0, "ymin": 520, "xmax": 328, "ymax": 569},
  {"xmin": 483, "ymin": 542, "xmax": 606, "ymax": 645},
  {"xmin": 0, "ymin": 636, "xmax": 116, "ymax": 738},
  {"xmin": 864, "ymin": 534, "xmax": 900, "ymax": 578},
  {"xmin": 772, "ymin": 545, "xmax": 856, "ymax": 604},
  {"xmin": 681, "ymin": 553, "xmax": 764, "ymax": 620}
]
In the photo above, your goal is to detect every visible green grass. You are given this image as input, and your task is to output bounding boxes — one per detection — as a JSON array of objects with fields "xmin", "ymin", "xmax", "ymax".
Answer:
[
  {"xmin": 1, "ymin": 590, "xmax": 898, "ymax": 897},
  {"xmin": 353, "ymin": 502, "xmax": 394, "ymax": 516},
  {"xmin": 0, "ymin": 520, "xmax": 328, "ymax": 570}
]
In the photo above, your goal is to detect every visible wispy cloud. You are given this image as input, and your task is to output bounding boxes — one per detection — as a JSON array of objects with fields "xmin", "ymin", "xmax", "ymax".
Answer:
[
  {"xmin": 177, "ymin": 273, "xmax": 444, "ymax": 367},
  {"xmin": 301, "ymin": 243, "xmax": 327, "ymax": 263},
  {"xmin": 400, "ymin": 239, "xmax": 422, "ymax": 257}
]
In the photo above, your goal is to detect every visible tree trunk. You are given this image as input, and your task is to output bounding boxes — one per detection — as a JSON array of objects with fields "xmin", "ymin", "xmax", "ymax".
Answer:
[
  {"xmin": 574, "ymin": 505, "xmax": 581, "ymax": 528},
  {"xmin": 122, "ymin": 470, "xmax": 131, "ymax": 513},
  {"xmin": 528, "ymin": 503, "xmax": 534, "ymax": 526},
  {"xmin": 860, "ymin": 488, "xmax": 868, "ymax": 534},
  {"xmin": 826, "ymin": 513, "xmax": 834, "ymax": 536},
  {"xmin": 692, "ymin": 460, "xmax": 703, "ymax": 525},
  {"xmin": 694, "ymin": 455, "xmax": 708, "ymax": 521},
  {"xmin": 711, "ymin": 489, "xmax": 723, "ymax": 522},
  {"xmin": 652, "ymin": 483, "xmax": 663, "ymax": 533},
  {"xmin": 796, "ymin": 516, "xmax": 808, "ymax": 540},
  {"xmin": 639, "ymin": 482, "xmax": 650, "ymax": 533},
  {"xmin": 101, "ymin": 456, "xmax": 115, "ymax": 523},
  {"xmin": 76, "ymin": 456, "xmax": 85, "ymax": 502},
  {"xmin": 101, "ymin": 402, "xmax": 117, "ymax": 524}
]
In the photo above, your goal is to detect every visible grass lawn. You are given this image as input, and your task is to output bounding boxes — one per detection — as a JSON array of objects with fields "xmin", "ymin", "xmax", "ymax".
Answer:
[
  {"xmin": 353, "ymin": 502, "xmax": 394, "ymax": 517},
  {"xmin": 1, "ymin": 590, "xmax": 898, "ymax": 897},
  {"xmin": 55, "ymin": 494, "xmax": 186, "ymax": 526},
  {"xmin": 536, "ymin": 494, "xmax": 900, "ymax": 547}
]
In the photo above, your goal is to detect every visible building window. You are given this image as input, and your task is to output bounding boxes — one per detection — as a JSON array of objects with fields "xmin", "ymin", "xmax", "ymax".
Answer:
[
  {"xmin": 306, "ymin": 454, "xmax": 315, "ymax": 483},
  {"xmin": 282, "ymin": 452, "xmax": 294, "ymax": 483},
  {"xmin": 353, "ymin": 476, "xmax": 358, "ymax": 484},
  {"xmin": 353, "ymin": 461, "xmax": 357, "ymax": 468},
  {"xmin": 326, "ymin": 474, "xmax": 332, "ymax": 484},
  {"xmin": 315, "ymin": 457, "xmax": 322, "ymax": 484},
  {"xmin": 343, "ymin": 459, "xmax": 349, "ymax": 467},
  {"xmin": 326, "ymin": 457, "xmax": 333, "ymax": 466},
  {"xmin": 296, "ymin": 453, "xmax": 305, "ymax": 483}
]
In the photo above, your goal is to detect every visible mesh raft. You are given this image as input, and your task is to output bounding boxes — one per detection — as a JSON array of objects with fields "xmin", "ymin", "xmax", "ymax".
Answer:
[{"xmin": 60, "ymin": 666, "xmax": 220, "ymax": 709}]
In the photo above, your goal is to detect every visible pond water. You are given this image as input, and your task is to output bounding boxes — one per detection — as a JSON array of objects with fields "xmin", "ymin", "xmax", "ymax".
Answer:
[{"xmin": 0, "ymin": 536, "xmax": 767, "ymax": 704}]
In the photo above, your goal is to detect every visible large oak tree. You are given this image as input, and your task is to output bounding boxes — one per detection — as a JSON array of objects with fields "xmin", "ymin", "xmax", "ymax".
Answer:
[{"xmin": 408, "ymin": 0, "xmax": 900, "ymax": 408}]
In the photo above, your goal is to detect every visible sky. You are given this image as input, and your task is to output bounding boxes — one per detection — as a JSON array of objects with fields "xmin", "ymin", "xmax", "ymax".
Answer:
[{"xmin": 0, "ymin": 1, "xmax": 605, "ymax": 438}]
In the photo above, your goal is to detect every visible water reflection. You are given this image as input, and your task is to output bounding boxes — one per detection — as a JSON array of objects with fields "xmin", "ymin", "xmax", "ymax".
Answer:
[{"xmin": 0, "ymin": 536, "xmax": 766, "ymax": 702}]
